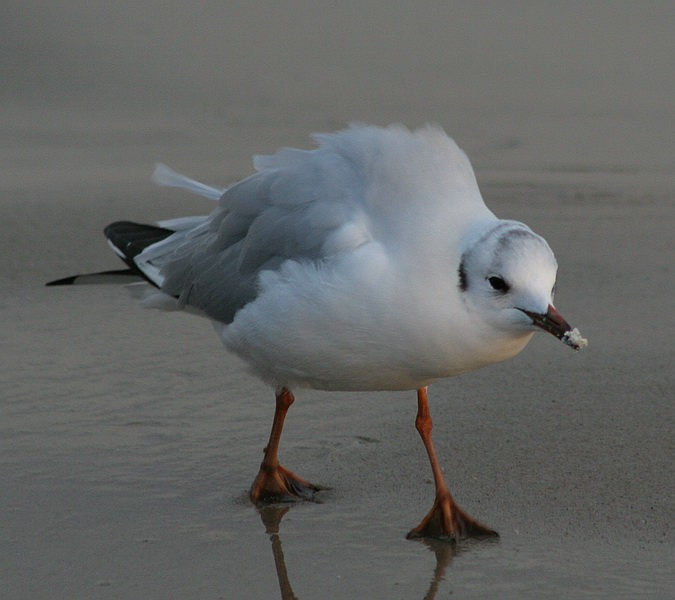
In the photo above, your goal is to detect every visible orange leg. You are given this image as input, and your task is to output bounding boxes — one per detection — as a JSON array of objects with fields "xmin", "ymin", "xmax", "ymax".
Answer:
[
  {"xmin": 407, "ymin": 387, "xmax": 498, "ymax": 541},
  {"xmin": 250, "ymin": 387, "xmax": 320, "ymax": 503}
]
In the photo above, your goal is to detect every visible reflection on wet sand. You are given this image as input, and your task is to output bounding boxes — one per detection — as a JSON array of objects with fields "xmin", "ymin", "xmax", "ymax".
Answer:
[
  {"xmin": 415, "ymin": 538, "xmax": 456, "ymax": 600},
  {"xmin": 259, "ymin": 506, "xmax": 298, "ymax": 600},
  {"xmin": 257, "ymin": 505, "xmax": 495, "ymax": 599}
]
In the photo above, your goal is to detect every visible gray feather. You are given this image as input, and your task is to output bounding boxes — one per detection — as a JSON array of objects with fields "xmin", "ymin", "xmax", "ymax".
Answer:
[{"xmin": 144, "ymin": 143, "xmax": 369, "ymax": 324}]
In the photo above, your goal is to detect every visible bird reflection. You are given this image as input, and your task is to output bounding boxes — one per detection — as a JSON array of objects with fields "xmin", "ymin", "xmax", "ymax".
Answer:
[
  {"xmin": 258, "ymin": 505, "xmax": 298, "ymax": 600},
  {"xmin": 414, "ymin": 535, "xmax": 499, "ymax": 599},
  {"xmin": 414, "ymin": 538, "xmax": 457, "ymax": 600},
  {"xmin": 257, "ymin": 505, "xmax": 488, "ymax": 600}
]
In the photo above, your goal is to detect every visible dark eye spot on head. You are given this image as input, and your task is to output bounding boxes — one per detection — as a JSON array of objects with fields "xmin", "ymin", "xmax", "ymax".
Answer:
[
  {"xmin": 488, "ymin": 276, "xmax": 510, "ymax": 293},
  {"xmin": 458, "ymin": 256, "xmax": 468, "ymax": 291}
]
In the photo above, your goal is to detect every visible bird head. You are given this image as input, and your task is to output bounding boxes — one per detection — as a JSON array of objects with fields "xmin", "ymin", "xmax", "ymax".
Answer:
[{"xmin": 459, "ymin": 220, "xmax": 587, "ymax": 350}]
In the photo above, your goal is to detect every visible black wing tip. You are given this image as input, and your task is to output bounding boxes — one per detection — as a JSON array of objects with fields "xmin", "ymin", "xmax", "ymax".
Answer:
[
  {"xmin": 46, "ymin": 275, "xmax": 79, "ymax": 286},
  {"xmin": 47, "ymin": 222, "xmax": 175, "ymax": 288},
  {"xmin": 103, "ymin": 221, "xmax": 174, "ymax": 261},
  {"xmin": 45, "ymin": 269, "xmax": 138, "ymax": 286},
  {"xmin": 102, "ymin": 220, "xmax": 141, "ymax": 240}
]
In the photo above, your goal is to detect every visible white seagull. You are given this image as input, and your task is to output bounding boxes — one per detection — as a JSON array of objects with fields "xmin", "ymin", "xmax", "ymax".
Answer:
[{"xmin": 49, "ymin": 124, "xmax": 587, "ymax": 541}]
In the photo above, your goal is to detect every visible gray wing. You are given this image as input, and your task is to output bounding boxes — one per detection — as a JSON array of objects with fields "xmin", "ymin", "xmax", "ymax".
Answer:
[
  {"xmin": 140, "ymin": 146, "xmax": 371, "ymax": 324},
  {"xmin": 135, "ymin": 123, "xmax": 488, "ymax": 324}
]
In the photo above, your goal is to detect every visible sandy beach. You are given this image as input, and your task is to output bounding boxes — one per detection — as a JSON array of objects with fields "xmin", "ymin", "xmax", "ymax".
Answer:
[{"xmin": 2, "ymin": 2, "xmax": 673, "ymax": 598}]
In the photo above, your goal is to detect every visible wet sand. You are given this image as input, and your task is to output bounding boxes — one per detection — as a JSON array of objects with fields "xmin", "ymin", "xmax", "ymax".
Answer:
[{"xmin": 2, "ymin": 2, "xmax": 673, "ymax": 598}]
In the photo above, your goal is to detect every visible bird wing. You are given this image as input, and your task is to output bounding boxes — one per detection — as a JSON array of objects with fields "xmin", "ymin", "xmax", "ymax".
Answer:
[{"xmin": 135, "ymin": 124, "xmax": 490, "ymax": 324}]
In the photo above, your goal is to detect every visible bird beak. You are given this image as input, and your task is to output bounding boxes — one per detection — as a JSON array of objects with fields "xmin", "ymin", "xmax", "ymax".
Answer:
[{"xmin": 519, "ymin": 304, "xmax": 587, "ymax": 350}]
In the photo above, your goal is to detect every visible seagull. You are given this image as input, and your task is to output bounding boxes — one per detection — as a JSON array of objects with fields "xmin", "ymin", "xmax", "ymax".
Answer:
[{"xmin": 48, "ymin": 124, "xmax": 587, "ymax": 541}]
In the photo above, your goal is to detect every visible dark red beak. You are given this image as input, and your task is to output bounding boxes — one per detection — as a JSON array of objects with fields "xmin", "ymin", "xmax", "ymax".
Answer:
[{"xmin": 519, "ymin": 304, "xmax": 587, "ymax": 350}]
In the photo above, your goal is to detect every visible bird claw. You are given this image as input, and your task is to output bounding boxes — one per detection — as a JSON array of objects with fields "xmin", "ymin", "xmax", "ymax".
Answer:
[
  {"xmin": 407, "ymin": 493, "xmax": 498, "ymax": 542},
  {"xmin": 250, "ymin": 463, "xmax": 322, "ymax": 504}
]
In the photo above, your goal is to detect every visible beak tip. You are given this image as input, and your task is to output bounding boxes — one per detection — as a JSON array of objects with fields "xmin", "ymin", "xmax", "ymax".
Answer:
[
  {"xmin": 562, "ymin": 327, "xmax": 588, "ymax": 350},
  {"xmin": 520, "ymin": 306, "xmax": 588, "ymax": 351}
]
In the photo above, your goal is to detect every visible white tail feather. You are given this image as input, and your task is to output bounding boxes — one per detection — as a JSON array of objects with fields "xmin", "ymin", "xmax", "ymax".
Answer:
[
  {"xmin": 156, "ymin": 216, "xmax": 209, "ymax": 230},
  {"xmin": 152, "ymin": 163, "xmax": 224, "ymax": 201},
  {"xmin": 127, "ymin": 283, "xmax": 209, "ymax": 318}
]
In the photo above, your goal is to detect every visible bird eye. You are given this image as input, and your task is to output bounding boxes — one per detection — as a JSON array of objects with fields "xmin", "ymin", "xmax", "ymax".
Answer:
[{"xmin": 488, "ymin": 276, "xmax": 510, "ymax": 292}]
